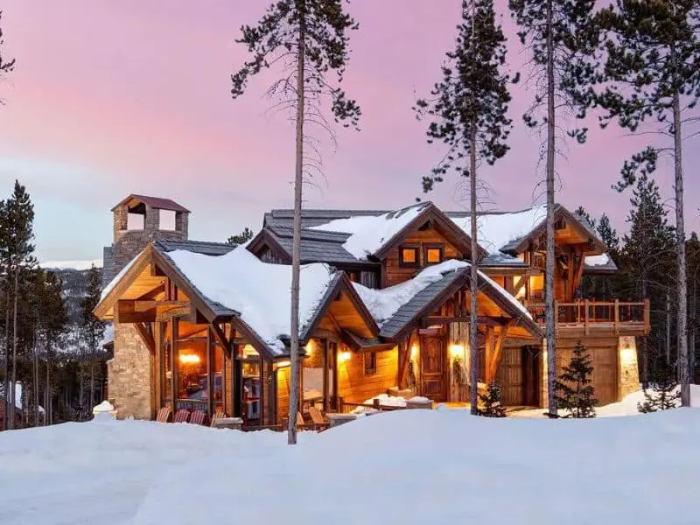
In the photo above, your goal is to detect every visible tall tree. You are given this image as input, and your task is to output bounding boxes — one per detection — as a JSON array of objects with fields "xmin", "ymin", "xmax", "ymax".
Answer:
[
  {"xmin": 596, "ymin": 0, "xmax": 700, "ymax": 406},
  {"xmin": 574, "ymin": 205, "xmax": 596, "ymax": 230},
  {"xmin": 232, "ymin": 0, "xmax": 361, "ymax": 444},
  {"xmin": 509, "ymin": 0, "xmax": 600, "ymax": 417},
  {"xmin": 2, "ymin": 182, "xmax": 36, "ymax": 429},
  {"xmin": 620, "ymin": 173, "xmax": 676, "ymax": 385},
  {"xmin": 414, "ymin": 0, "xmax": 514, "ymax": 415},
  {"xmin": 687, "ymin": 232, "xmax": 700, "ymax": 377},
  {"xmin": 38, "ymin": 270, "xmax": 68, "ymax": 425},
  {"xmin": 80, "ymin": 265, "xmax": 106, "ymax": 410},
  {"xmin": 597, "ymin": 214, "xmax": 620, "ymax": 255}
]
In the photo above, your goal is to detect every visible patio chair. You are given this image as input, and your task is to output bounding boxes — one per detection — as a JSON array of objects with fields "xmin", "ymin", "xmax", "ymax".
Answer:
[
  {"xmin": 210, "ymin": 409, "xmax": 225, "ymax": 427},
  {"xmin": 189, "ymin": 410, "xmax": 206, "ymax": 426},
  {"xmin": 174, "ymin": 409, "xmax": 190, "ymax": 423},
  {"xmin": 308, "ymin": 406, "xmax": 330, "ymax": 431},
  {"xmin": 156, "ymin": 407, "xmax": 172, "ymax": 423}
]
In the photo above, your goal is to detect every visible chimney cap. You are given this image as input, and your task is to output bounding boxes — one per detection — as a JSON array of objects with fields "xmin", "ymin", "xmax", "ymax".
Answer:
[{"xmin": 111, "ymin": 194, "xmax": 190, "ymax": 213}]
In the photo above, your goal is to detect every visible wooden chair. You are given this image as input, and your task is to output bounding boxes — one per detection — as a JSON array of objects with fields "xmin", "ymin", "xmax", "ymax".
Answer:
[
  {"xmin": 189, "ymin": 410, "xmax": 206, "ymax": 426},
  {"xmin": 210, "ymin": 409, "xmax": 225, "ymax": 427},
  {"xmin": 308, "ymin": 406, "xmax": 330, "ymax": 431},
  {"xmin": 156, "ymin": 407, "xmax": 171, "ymax": 423},
  {"xmin": 174, "ymin": 409, "xmax": 190, "ymax": 423}
]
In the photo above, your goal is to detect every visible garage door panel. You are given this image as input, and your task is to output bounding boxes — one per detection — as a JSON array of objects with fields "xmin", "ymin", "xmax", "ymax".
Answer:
[{"xmin": 554, "ymin": 345, "xmax": 617, "ymax": 407}]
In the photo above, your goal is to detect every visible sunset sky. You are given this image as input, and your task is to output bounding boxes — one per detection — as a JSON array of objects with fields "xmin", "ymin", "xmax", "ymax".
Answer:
[{"xmin": 0, "ymin": 1, "xmax": 696, "ymax": 262}]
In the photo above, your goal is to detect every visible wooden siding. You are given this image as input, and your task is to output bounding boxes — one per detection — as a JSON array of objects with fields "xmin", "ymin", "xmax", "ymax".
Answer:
[
  {"xmin": 382, "ymin": 229, "xmax": 463, "ymax": 287},
  {"xmin": 338, "ymin": 346, "xmax": 399, "ymax": 403}
]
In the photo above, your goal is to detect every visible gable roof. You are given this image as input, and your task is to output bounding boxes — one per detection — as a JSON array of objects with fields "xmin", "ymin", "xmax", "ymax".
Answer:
[
  {"xmin": 111, "ymin": 194, "xmax": 190, "ymax": 213},
  {"xmin": 96, "ymin": 244, "xmax": 378, "ymax": 358},
  {"xmin": 353, "ymin": 260, "xmax": 542, "ymax": 342}
]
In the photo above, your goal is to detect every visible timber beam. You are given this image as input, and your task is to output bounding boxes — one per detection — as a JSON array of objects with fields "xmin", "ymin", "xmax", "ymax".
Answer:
[
  {"xmin": 116, "ymin": 300, "xmax": 192, "ymax": 323},
  {"xmin": 424, "ymin": 316, "xmax": 510, "ymax": 327}
]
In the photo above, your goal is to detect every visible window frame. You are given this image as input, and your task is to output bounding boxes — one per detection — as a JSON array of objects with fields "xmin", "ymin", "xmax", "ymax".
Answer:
[
  {"xmin": 423, "ymin": 244, "xmax": 444, "ymax": 266},
  {"xmin": 363, "ymin": 351, "xmax": 377, "ymax": 376},
  {"xmin": 398, "ymin": 244, "xmax": 420, "ymax": 268}
]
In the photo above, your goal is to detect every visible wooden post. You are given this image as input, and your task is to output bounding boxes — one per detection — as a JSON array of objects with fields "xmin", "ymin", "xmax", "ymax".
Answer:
[
  {"xmin": 170, "ymin": 319, "xmax": 178, "ymax": 412},
  {"xmin": 322, "ymin": 339, "xmax": 329, "ymax": 413},
  {"xmin": 338, "ymin": 396, "xmax": 344, "ymax": 413},
  {"xmin": 206, "ymin": 326, "xmax": 214, "ymax": 418},
  {"xmin": 614, "ymin": 299, "xmax": 620, "ymax": 335},
  {"xmin": 373, "ymin": 398, "xmax": 380, "ymax": 410},
  {"xmin": 584, "ymin": 299, "xmax": 589, "ymax": 336}
]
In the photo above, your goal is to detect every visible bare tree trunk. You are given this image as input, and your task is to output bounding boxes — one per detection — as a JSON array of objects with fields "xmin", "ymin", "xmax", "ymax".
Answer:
[
  {"xmin": 90, "ymin": 361, "xmax": 95, "ymax": 409},
  {"xmin": 673, "ymin": 89, "xmax": 690, "ymax": 406},
  {"xmin": 545, "ymin": 0, "xmax": 557, "ymax": 417},
  {"xmin": 666, "ymin": 290, "xmax": 671, "ymax": 364},
  {"xmin": 2, "ymin": 280, "xmax": 9, "ymax": 431},
  {"xmin": 691, "ymin": 278, "xmax": 697, "ymax": 384},
  {"xmin": 33, "ymin": 331, "xmax": 39, "ymax": 427},
  {"xmin": 45, "ymin": 341, "xmax": 51, "ymax": 426},
  {"xmin": 287, "ymin": 13, "xmax": 306, "ymax": 446},
  {"xmin": 641, "ymin": 279, "xmax": 648, "ymax": 387},
  {"xmin": 9, "ymin": 263, "xmax": 19, "ymax": 429}
]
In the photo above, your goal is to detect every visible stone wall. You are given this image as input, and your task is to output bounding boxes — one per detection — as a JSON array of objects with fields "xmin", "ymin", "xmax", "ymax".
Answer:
[
  {"xmin": 618, "ymin": 336, "xmax": 640, "ymax": 399},
  {"xmin": 107, "ymin": 324, "xmax": 154, "ymax": 420}
]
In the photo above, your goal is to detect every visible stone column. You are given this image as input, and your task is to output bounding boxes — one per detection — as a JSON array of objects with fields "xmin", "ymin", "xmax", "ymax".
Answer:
[{"xmin": 618, "ymin": 336, "xmax": 640, "ymax": 399}]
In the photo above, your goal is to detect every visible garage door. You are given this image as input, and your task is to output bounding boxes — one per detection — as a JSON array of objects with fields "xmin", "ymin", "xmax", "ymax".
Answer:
[
  {"xmin": 497, "ymin": 347, "xmax": 523, "ymax": 406},
  {"xmin": 556, "ymin": 346, "xmax": 617, "ymax": 407}
]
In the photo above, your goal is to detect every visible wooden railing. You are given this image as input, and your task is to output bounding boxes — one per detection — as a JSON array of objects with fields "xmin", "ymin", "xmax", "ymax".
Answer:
[{"xmin": 524, "ymin": 299, "xmax": 650, "ymax": 334}]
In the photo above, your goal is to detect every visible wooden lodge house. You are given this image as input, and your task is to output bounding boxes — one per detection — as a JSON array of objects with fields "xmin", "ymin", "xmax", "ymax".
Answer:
[{"xmin": 95, "ymin": 195, "xmax": 649, "ymax": 426}]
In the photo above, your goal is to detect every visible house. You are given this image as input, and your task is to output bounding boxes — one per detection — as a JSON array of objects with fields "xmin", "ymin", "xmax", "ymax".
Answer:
[{"xmin": 96, "ymin": 195, "xmax": 649, "ymax": 425}]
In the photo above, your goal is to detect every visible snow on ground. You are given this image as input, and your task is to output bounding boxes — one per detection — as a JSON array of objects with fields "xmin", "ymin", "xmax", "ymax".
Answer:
[
  {"xmin": 2, "ymin": 400, "xmax": 700, "ymax": 524},
  {"xmin": 40, "ymin": 260, "xmax": 103, "ymax": 271}
]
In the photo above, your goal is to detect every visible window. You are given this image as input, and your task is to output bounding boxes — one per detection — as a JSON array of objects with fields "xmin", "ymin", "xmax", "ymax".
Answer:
[
  {"xmin": 364, "ymin": 351, "xmax": 377, "ymax": 376},
  {"xmin": 399, "ymin": 245, "xmax": 420, "ymax": 267},
  {"xmin": 424, "ymin": 245, "xmax": 444, "ymax": 265}
]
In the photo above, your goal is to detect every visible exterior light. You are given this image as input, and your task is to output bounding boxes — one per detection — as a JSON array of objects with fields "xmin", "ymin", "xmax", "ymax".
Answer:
[
  {"xmin": 338, "ymin": 351, "xmax": 352, "ymax": 363},
  {"xmin": 621, "ymin": 348, "xmax": 636, "ymax": 365},
  {"xmin": 179, "ymin": 354, "xmax": 201, "ymax": 364},
  {"xmin": 411, "ymin": 345, "xmax": 418, "ymax": 360},
  {"xmin": 304, "ymin": 342, "xmax": 314, "ymax": 355},
  {"xmin": 276, "ymin": 360, "xmax": 291, "ymax": 368},
  {"xmin": 449, "ymin": 344, "xmax": 464, "ymax": 358}
]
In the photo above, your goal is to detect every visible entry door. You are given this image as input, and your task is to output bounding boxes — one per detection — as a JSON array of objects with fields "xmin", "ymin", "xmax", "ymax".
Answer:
[{"xmin": 420, "ymin": 336, "xmax": 446, "ymax": 401}]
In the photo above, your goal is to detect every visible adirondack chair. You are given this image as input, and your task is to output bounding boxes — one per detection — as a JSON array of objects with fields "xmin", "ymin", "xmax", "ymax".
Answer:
[
  {"xmin": 156, "ymin": 407, "xmax": 172, "ymax": 423},
  {"xmin": 210, "ymin": 409, "xmax": 225, "ymax": 427},
  {"xmin": 189, "ymin": 410, "xmax": 206, "ymax": 426},
  {"xmin": 174, "ymin": 409, "xmax": 190, "ymax": 423},
  {"xmin": 308, "ymin": 406, "xmax": 329, "ymax": 431}
]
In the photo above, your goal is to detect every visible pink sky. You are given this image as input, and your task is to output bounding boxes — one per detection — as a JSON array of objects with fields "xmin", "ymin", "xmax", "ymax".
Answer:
[{"xmin": 0, "ymin": 0, "xmax": 696, "ymax": 261}]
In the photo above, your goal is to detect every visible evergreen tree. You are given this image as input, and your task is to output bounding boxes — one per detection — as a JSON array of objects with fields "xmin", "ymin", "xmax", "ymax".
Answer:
[
  {"xmin": 509, "ymin": 0, "xmax": 600, "ymax": 418},
  {"xmin": 637, "ymin": 357, "xmax": 680, "ymax": 413},
  {"xmin": 554, "ymin": 341, "xmax": 598, "ymax": 418},
  {"xmin": 619, "ymin": 173, "xmax": 675, "ymax": 385},
  {"xmin": 228, "ymin": 227, "xmax": 254, "ymax": 246},
  {"xmin": 575, "ymin": 205, "xmax": 596, "ymax": 230},
  {"xmin": 597, "ymin": 214, "xmax": 620, "ymax": 255},
  {"xmin": 37, "ymin": 270, "xmax": 68, "ymax": 425},
  {"xmin": 1, "ymin": 182, "xmax": 36, "ymax": 429},
  {"xmin": 687, "ymin": 232, "xmax": 700, "ymax": 376},
  {"xmin": 596, "ymin": 0, "xmax": 700, "ymax": 407},
  {"xmin": 478, "ymin": 380, "xmax": 507, "ymax": 417},
  {"xmin": 415, "ymin": 0, "xmax": 515, "ymax": 415},
  {"xmin": 79, "ymin": 265, "xmax": 106, "ymax": 410},
  {"xmin": 232, "ymin": 0, "xmax": 361, "ymax": 444}
]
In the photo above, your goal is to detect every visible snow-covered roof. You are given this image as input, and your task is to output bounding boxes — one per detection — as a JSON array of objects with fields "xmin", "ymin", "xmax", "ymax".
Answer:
[
  {"xmin": 165, "ymin": 248, "xmax": 337, "ymax": 355},
  {"xmin": 309, "ymin": 203, "xmax": 429, "ymax": 259}
]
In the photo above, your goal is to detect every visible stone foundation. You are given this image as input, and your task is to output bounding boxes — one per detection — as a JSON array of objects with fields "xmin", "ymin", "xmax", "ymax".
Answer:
[
  {"xmin": 618, "ymin": 336, "xmax": 640, "ymax": 399},
  {"xmin": 107, "ymin": 324, "xmax": 154, "ymax": 420}
]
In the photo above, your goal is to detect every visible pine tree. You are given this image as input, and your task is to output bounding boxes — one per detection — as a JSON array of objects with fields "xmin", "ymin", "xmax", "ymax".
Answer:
[
  {"xmin": 2, "ymin": 182, "xmax": 36, "ymax": 429},
  {"xmin": 597, "ymin": 214, "xmax": 619, "ymax": 255},
  {"xmin": 575, "ymin": 205, "xmax": 596, "ymax": 230},
  {"xmin": 637, "ymin": 356, "xmax": 680, "ymax": 413},
  {"xmin": 619, "ymin": 173, "xmax": 675, "ymax": 385},
  {"xmin": 688, "ymin": 232, "xmax": 700, "ymax": 377},
  {"xmin": 554, "ymin": 341, "xmax": 598, "ymax": 418},
  {"xmin": 415, "ymin": 0, "xmax": 515, "ymax": 415},
  {"xmin": 37, "ymin": 270, "xmax": 68, "ymax": 425},
  {"xmin": 509, "ymin": 0, "xmax": 600, "ymax": 418},
  {"xmin": 596, "ymin": 0, "xmax": 700, "ymax": 407},
  {"xmin": 227, "ymin": 227, "xmax": 254, "ymax": 245},
  {"xmin": 80, "ymin": 265, "xmax": 106, "ymax": 411},
  {"xmin": 478, "ymin": 380, "xmax": 507, "ymax": 417},
  {"xmin": 232, "ymin": 0, "xmax": 361, "ymax": 444}
]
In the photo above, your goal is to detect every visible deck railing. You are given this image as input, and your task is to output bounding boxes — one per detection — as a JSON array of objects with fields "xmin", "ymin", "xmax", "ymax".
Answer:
[{"xmin": 524, "ymin": 299, "xmax": 650, "ymax": 334}]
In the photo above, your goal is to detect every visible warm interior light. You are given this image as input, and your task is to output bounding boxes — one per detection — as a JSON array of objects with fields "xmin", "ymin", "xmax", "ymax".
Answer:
[
  {"xmin": 276, "ymin": 360, "xmax": 291, "ymax": 368},
  {"xmin": 449, "ymin": 344, "xmax": 465, "ymax": 358},
  {"xmin": 338, "ymin": 351, "xmax": 352, "ymax": 363},
  {"xmin": 179, "ymin": 353, "xmax": 201, "ymax": 364},
  {"xmin": 242, "ymin": 344, "xmax": 258, "ymax": 357}
]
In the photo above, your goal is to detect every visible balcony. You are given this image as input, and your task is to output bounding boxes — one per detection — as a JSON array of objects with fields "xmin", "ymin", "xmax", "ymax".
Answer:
[{"xmin": 524, "ymin": 299, "xmax": 650, "ymax": 337}]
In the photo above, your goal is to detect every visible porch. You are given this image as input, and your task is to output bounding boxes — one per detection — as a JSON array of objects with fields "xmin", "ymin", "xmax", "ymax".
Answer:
[{"xmin": 524, "ymin": 299, "xmax": 650, "ymax": 336}]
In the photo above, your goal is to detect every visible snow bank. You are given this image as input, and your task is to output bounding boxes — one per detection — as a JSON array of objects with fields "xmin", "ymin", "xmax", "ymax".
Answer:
[
  {"xmin": 310, "ymin": 203, "xmax": 428, "ymax": 259},
  {"xmin": 129, "ymin": 408, "xmax": 700, "ymax": 525},
  {"xmin": 166, "ymin": 248, "xmax": 335, "ymax": 354},
  {"xmin": 585, "ymin": 253, "xmax": 610, "ymax": 266}
]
